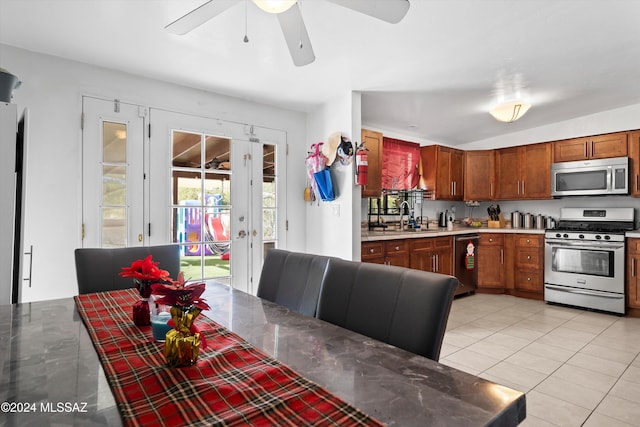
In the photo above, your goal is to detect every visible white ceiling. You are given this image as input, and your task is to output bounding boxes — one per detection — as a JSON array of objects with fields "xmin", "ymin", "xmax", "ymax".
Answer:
[{"xmin": 1, "ymin": 0, "xmax": 640, "ymax": 145}]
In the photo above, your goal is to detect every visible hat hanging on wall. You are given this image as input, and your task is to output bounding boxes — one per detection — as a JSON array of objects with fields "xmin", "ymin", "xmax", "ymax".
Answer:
[{"xmin": 321, "ymin": 132, "xmax": 341, "ymax": 166}]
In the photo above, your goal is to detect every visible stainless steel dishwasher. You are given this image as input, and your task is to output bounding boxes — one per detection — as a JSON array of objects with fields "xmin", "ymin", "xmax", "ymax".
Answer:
[{"xmin": 454, "ymin": 234, "xmax": 479, "ymax": 296}]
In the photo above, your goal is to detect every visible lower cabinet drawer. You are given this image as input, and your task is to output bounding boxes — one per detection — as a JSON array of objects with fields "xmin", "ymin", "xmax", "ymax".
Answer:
[
  {"xmin": 514, "ymin": 270, "xmax": 543, "ymax": 292},
  {"xmin": 362, "ymin": 242, "xmax": 384, "ymax": 260}
]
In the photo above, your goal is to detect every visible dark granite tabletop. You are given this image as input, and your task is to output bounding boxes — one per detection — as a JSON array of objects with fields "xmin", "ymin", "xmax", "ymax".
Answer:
[{"xmin": 0, "ymin": 282, "xmax": 525, "ymax": 426}]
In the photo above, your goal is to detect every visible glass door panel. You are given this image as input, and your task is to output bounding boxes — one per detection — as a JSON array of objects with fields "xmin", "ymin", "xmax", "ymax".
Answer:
[{"xmin": 171, "ymin": 130, "xmax": 232, "ymax": 282}]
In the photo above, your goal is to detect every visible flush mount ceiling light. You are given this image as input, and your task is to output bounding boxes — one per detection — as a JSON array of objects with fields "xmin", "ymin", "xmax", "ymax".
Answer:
[
  {"xmin": 490, "ymin": 100, "xmax": 531, "ymax": 123},
  {"xmin": 252, "ymin": 0, "xmax": 296, "ymax": 14}
]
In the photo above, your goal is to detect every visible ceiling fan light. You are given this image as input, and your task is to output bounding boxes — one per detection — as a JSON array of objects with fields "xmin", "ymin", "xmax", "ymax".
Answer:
[
  {"xmin": 490, "ymin": 100, "xmax": 531, "ymax": 123},
  {"xmin": 252, "ymin": 0, "xmax": 297, "ymax": 14}
]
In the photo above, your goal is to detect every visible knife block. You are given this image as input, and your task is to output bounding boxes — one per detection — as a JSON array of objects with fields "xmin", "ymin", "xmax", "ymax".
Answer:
[{"xmin": 488, "ymin": 213, "xmax": 505, "ymax": 228}]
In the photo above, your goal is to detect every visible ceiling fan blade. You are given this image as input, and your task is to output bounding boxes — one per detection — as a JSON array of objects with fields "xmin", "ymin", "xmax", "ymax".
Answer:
[
  {"xmin": 325, "ymin": 0, "xmax": 410, "ymax": 24},
  {"xmin": 277, "ymin": 3, "xmax": 315, "ymax": 66},
  {"xmin": 165, "ymin": 0, "xmax": 239, "ymax": 35}
]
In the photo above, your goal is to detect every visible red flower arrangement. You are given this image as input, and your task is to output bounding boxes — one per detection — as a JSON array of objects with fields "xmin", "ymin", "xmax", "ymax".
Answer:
[
  {"xmin": 120, "ymin": 255, "xmax": 171, "ymax": 326},
  {"xmin": 151, "ymin": 272, "xmax": 210, "ymax": 312},
  {"xmin": 120, "ymin": 255, "xmax": 170, "ymax": 298},
  {"xmin": 152, "ymin": 273, "xmax": 210, "ymax": 366}
]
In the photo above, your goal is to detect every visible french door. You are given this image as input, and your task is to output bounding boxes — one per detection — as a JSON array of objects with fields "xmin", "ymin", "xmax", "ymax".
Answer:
[
  {"xmin": 148, "ymin": 109, "xmax": 286, "ymax": 294},
  {"xmin": 81, "ymin": 97, "xmax": 146, "ymax": 248},
  {"xmin": 82, "ymin": 99, "xmax": 285, "ymax": 293}
]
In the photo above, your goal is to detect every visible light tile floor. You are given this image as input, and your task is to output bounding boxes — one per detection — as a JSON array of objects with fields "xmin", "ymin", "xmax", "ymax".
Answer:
[{"xmin": 440, "ymin": 293, "xmax": 640, "ymax": 426}]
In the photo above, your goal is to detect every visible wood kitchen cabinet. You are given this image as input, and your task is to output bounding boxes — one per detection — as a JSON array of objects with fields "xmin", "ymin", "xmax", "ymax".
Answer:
[
  {"xmin": 420, "ymin": 145, "xmax": 464, "ymax": 200},
  {"xmin": 361, "ymin": 129, "xmax": 383, "ymax": 197},
  {"xmin": 477, "ymin": 233, "xmax": 509, "ymax": 292},
  {"xmin": 495, "ymin": 142, "xmax": 551, "ymax": 200},
  {"xmin": 513, "ymin": 234, "xmax": 544, "ymax": 300},
  {"xmin": 629, "ymin": 131, "xmax": 640, "ymax": 197},
  {"xmin": 361, "ymin": 239, "xmax": 409, "ymax": 267},
  {"xmin": 464, "ymin": 150, "xmax": 495, "ymax": 200},
  {"xmin": 553, "ymin": 131, "xmax": 628, "ymax": 163},
  {"xmin": 627, "ymin": 238, "xmax": 640, "ymax": 312},
  {"xmin": 409, "ymin": 236, "xmax": 452, "ymax": 275}
]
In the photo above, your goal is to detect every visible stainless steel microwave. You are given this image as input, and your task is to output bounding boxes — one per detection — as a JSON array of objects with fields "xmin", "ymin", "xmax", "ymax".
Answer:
[{"xmin": 551, "ymin": 156, "xmax": 629, "ymax": 197}]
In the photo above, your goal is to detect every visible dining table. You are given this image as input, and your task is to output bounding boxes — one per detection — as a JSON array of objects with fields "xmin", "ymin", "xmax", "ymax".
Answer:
[{"xmin": 0, "ymin": 281, "xmax": 526, "ymax": 426}]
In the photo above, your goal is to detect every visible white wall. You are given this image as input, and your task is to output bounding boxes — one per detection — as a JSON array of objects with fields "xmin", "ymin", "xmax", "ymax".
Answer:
[
  {"xmin": 1, "ymin": 44, "xmax": 308, "ymax": 302},
  {"xmin": 305, "ymin": 92, "xmax": 359, "ymax": 260},
  {"xmin": 460, "ymin": 103, "xmax": 640, "ymax": 150}
]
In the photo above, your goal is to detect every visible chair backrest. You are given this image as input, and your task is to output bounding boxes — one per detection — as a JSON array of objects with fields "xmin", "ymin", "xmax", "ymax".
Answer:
[
  {"xmin": 75, "ymin": 245, "xmax": 181, "ymax": 295},
  {"xmin": 256, "ymin": 249, "xmax": 331, "ymax": 317},
  {"xmin": 316, "ymin": 259, "xmax": 458, "ymax": 361}
]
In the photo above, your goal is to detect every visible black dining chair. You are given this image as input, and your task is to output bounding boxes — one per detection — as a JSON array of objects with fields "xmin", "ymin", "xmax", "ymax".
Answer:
[
  {"xmin": 316, "ymin": 258, "xmax": 458, "ymax": 361},
  {"xmin": 256, "ymin": 249, "xmax": 332, "ymax": 317},
  {"xmin": 74, "ymin": 245, "xmax": 181, "ymax": 295}
]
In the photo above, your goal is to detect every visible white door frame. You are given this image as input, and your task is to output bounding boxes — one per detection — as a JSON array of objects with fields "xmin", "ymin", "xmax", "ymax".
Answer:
[
  {"xmin": 81, "ymin": 96, "xmax": 146, "ymax": 248},
  {"xmin": 148, "ymin": 109, "xmax": 287, "ymax": 292}
]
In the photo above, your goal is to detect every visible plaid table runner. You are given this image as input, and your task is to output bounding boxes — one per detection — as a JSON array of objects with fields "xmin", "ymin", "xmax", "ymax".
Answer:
[{"xmin": 75, "ymin": 289, "xmax": 385, "ymax": 427}]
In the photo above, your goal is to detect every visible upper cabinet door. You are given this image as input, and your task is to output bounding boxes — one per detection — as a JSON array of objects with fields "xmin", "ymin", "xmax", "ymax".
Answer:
[
  {"xmin": 361, "ymin": 129, "xmax": 383, "ymax": 198},
  {"xmin": 494, "ymin": 147, "xmax": 520, "ymax": 200},
  {"xmin": 629, "ymin": 131, "xmax": 640, "ymax": 197},
  {"xmin": 464, "ymin": 150, "xmax": 495, "ymax": 201},
  {"xmin": 553, "ymin": 131, "xmax": 627, "ymax": 162},
  {"xmin": 520, "ymin": 143, "xmax": 551, "ymax": 199},
  {"xmin": 420, "ymin": 145, "xmax": 463, "ymax": 200},
  {"xmin": 495, "ymin": 143, "xmax": 551, "ymax": 200}
]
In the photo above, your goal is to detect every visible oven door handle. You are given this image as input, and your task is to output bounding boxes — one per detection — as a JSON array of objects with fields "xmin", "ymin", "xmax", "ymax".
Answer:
[
  {"xmin": 544, "ymin": 240, "xmax": 624, "ymax": 250},
  {"xmin": 545, "ymin": 284, "xmax": 624, "ymax": 299}
]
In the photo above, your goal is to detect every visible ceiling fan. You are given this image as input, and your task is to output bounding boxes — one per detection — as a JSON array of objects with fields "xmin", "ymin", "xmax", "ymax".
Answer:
[{"xmin": 165, "ymin": 0, "xmax": 410, "ymax": 66}]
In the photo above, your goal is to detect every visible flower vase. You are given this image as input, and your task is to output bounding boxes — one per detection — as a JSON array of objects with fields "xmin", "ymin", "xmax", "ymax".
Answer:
[
  {"xmin": 164, "ymin": 306, "xmax": 202, "ymax": 367},
  {"xmin": 133, "ymin": 297, "xmax": 151, "ymax": 326}
]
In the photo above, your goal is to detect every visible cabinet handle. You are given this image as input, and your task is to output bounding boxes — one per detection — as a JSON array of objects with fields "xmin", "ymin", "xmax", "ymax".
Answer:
[
  {"xmin": 633, "ymin": 258, "xmax": 636, "ymax": 277},
  {"xmin": 370, "ymin": 248, "xmax": 374, "ymax": 253},
  {"xmin": 527, "ymin": 255, "xmax": 531, "ymax": 260},
  {"xmin": 500, "ymin": 249, "xmax": 504, "ymax": 265},
  {"xmin": 584, "ymin": 143, "xmax": 588, "ymax": 158},
  {"xmin": 454, "ymin": 181, "xmax": 457, "ymax": 196},
  {"xmin": 395, "ymin": 246, "xmax": 400, "ymax": 251},
  {"xmin": 636, "ymin": 174, "xmax": 639, "ymax": 192},
  {"xmin": 490, "ymin": 182, "xmax": 493, "ymax": 197},
  {"xmin": 451, "ymin": 181, "xmax": 454, "ymax": 196},
  {"xmin": 435, "ymin": 254, "xmax": 439, "ymax": 272},
  {"xmin": 522, "ymin": 180, "xmax": 525, "ymax": 195},
  {"xmin": 24, "ymin": 245, "xmax": 33, "ymax": 288},
  {"xmin": 526, "ymin": 239, "xmax": 530, "ymax": 243},
  {"xmin": 489, "ymin": 238, "xmax": 493, "ymax": 242},
  {"xmin": 590, "ymin": 140, "xmax": 594, "ymax": 157}
]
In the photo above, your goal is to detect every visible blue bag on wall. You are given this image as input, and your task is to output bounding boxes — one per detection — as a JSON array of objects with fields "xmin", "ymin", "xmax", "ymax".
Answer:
[{"xmin": 313, "ymin": 169, "xmax": 335, "ymax": 201}]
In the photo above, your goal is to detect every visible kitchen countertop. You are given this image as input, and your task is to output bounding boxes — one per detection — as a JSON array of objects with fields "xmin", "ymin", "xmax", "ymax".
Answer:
[
  {"xmin": 362, "ymin": 225, "xmax": 546, "ymax": 241},
  {"xmin": 626, "ymin": 232, "xmax": 640, "ymax": 238}
]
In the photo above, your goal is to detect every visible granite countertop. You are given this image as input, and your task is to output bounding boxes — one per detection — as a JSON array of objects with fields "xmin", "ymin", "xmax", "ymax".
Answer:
[{"xmin": 362, "ymin": 225, "xmax": 546, "ymax": 241}]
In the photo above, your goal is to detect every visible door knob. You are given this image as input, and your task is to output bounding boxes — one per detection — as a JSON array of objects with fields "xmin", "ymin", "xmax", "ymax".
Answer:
[{"xmin": 237, "ymin": 230, "xmax": 247, "ymax": 238}]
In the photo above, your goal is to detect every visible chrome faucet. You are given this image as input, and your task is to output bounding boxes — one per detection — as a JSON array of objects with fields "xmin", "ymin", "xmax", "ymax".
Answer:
[{"xmin": 399, "ymin": 200, "xmax": 411, "ymax": 230}]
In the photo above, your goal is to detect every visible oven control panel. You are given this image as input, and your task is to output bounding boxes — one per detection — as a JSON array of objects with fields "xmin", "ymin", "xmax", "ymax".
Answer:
[{"xmin": 546, "ymin": 231, "xmax": 625, "ymax": 242}]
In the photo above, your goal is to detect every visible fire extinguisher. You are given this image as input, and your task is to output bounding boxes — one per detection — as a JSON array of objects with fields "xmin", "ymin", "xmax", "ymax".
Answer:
[{"xmin": 356, "ymin": 143, "xmax": 368, "ymax": 186}]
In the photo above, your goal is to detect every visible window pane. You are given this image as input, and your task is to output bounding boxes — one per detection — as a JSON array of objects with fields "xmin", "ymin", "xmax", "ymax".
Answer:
[
  {"xmin": 204, "ymin": 135, "xmax": 230, "ymax": 171},
  {"xmin": 174, "ymin": 172, "xmax": 202, "ymax": 205},
  {"xmin": 102, "ymin": 207, "xmax": 126, "ymax": 247},
  {"xmin": 172, "ymin": 131, "xmax": 202, "ymax": 168},
  {"xmin": 263, "ymin": 181, "xmax": 276, "ymax": 208},
  {"xmin": 263, "ymin": 209, "xmax": 276, "ymax": 240},
  {"xmin": 102, "ymin": 165, "xmax": 126, "ymax": 206},
  {"xmin": 102, "ymin": 122, "xmax": 126, "ymax": 163},
  {"xmin": 204, "ymin": 173, "xmax": 230, "ymax": 206}
]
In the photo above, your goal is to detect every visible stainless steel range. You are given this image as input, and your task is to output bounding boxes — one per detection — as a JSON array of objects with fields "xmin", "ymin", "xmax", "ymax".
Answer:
[{"xmin": 544, "ymin": 207, "xmax": 635, "ymax": 315}]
